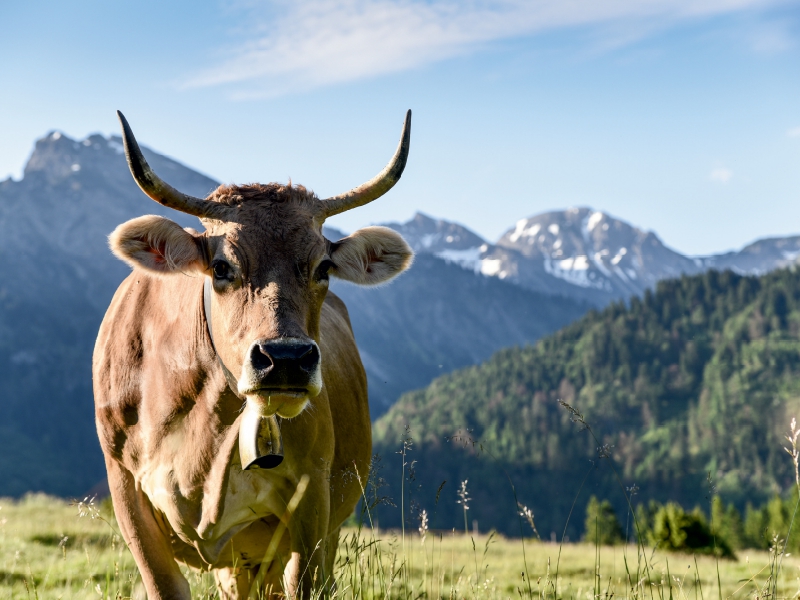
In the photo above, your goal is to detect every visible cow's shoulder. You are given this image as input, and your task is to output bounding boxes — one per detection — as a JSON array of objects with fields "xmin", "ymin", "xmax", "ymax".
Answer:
[{"xmin": 93, "ymin": 271, "xmax": 207, "ymax": 464}]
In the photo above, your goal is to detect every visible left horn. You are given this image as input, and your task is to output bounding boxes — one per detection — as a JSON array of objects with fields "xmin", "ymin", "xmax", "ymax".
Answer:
[
  {"xmin": 117, "ymin": 111, "xmax": 226, "ymax": 219},
  {"xmin": 319, "ymin": 110, "xmax": 411, "ymax": 218}
]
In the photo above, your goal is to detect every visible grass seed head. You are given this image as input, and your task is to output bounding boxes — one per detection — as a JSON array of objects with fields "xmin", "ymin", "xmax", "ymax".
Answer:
[
  {"xmin": 419, "ymin": 509, "xmax": 429, "ymax": 545},
  {"xmin": 457, "ymin": 480, "xmax": 470, "ymax": 511}
]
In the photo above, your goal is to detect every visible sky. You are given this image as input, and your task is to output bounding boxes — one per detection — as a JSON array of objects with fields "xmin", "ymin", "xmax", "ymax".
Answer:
[{"xmin": 1, "ymin": 0, "xmax": 799, "ymax": 255}]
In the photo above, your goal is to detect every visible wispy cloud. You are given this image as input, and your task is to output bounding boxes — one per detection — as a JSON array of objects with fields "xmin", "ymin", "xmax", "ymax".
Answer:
[
  {"xmin": 182, "ymin": 0, "xmax": 787, "ymax": 98},
  {"xmin": 710, "ymin": 167, "xmax": 734, "ymax": 183},
  {"xmin": 749, "ymin": 19, "xmax": 796, "ymax": 53},
  {"xmin": 788, "ymin": 126, "xmax": 800, "ymax": 138}
]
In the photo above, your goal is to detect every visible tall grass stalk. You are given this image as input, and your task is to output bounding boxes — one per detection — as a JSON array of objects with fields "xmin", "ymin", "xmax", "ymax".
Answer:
[
  {"xmin": 774, "ymin": 415, "xmax": 800, "ymax": 600},
  {"xmin": 705, "ymin": 472, "xmax": 723, "ymax": 600},
  {"xmin": 455, "ymin": 479, "xmax": 469, "ymax": 538},
  {"xmin": 464, "ymin": 436, "xmax": 535, "ymax": 599},
  {"xmin": 398, "ymin": 427, "xmax": 412, "ymax": 599}
]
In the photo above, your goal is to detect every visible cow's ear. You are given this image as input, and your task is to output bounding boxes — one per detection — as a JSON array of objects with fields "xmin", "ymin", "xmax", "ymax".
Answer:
[
  {"xmin": 109, "ymin": 215, "xmax": 206, "ymax": 275},
  {"xmin": 329, "ymin": 226, "xmax": 413, "ymax": 285}
]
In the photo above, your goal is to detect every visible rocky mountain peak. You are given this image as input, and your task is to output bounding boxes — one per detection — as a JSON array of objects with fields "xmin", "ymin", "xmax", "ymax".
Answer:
[
  {"xmin": 383, "ymin": 212, "xmax": 487, "ymax": 254},
  {"xmin": 23, "ymin": 131, "xmax": 124, "ymax": 181},
  {"xmin": 498, "ymin": 207, "xmax": 652, "ymax": 259},
  {"xmin": 19, "ymin": 131, "xmax": 217, "ymax": 201},
  {"xmin": 380, "ymin": 207, "xmax": 710, "ymax": 305}
]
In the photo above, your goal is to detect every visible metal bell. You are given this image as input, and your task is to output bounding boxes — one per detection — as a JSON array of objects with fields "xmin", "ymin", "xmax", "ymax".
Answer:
[{"xmin": 239, "ymin": 403, "xmax": 284, "ymax": 470}]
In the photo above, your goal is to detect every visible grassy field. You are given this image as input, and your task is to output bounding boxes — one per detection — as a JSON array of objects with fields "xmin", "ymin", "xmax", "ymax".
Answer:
[{"xmin": 0, "ymin": 494, "xmax": 798, "ymax": 599}]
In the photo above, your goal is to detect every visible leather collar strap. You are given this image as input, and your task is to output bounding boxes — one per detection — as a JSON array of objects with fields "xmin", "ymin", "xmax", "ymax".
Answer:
[{"xmin": 203, "ymin": 277, "xmax": 245, "ymax": 399}]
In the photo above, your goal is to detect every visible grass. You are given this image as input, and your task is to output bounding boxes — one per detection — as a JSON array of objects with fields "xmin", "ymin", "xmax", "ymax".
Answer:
[
  {"xmin": 1, "ymin": 495, "xmax": 800, "ymax": 599},
  {"xmin": 0, "ymin": 494, "xmax": 137, "ymax": 599},
  {"xmin": 350, "ymin": 532, "xmax": 800, "ymax": 600}
]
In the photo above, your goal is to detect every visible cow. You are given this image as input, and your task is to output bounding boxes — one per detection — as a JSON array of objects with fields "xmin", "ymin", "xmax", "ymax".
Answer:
[{"xmin": 93, "ymin": 111, "xmax": 414, "ymax": 599}]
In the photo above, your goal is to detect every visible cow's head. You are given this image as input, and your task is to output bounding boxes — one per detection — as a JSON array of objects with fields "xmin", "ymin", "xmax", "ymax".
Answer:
[{"xmin": 109, "ymin": 111, "xmax": 413, "ymax": 419}]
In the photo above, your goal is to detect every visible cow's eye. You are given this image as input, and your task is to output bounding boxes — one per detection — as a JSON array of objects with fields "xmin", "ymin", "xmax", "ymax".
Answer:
[
  {"xmin": 212, "ymin": 260, "xmax": 231, "ymax": 280},
  {"xmin": 316, "ymin": 259, "xmax": 335, "ymax": 281}
]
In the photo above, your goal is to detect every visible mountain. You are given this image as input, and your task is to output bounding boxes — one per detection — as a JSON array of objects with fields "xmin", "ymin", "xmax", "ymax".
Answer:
[
  {"xmin": 371, "ymin": 267, "xmax": 800, "ymax": 537},
  {"xmin": 700, "ymin": 236, "xmax": 800, "ymax": 275},
  {"xmin": 491, "ymin": 208, "xmax": 703, "ymax": 304},
  {"xmin": 390, "ymin": 210, "xmax": 800, "ymax": 308},
  {"xmin": 0, "ymin": 131, "xmax": 589, "ymax": 496},
  {"xmin": 0, "ymin": 132, "xmax": 217, "ymax": 497},
  {"xmin": 380, "ymin": 210, "xmax": 702, "ymax": 306},
  {"xmin": 380, "ymin": 212, "xmax": 488, "ymax": 265},
  {"xmin": 380, "ymin": 212, "xmax": 490, "ymax": 272}
]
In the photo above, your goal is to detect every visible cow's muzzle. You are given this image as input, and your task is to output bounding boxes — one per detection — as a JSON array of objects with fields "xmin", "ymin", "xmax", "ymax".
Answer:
[{"xmin": 238, "ymin": 337, "xmax": 322, "ymax": 418}]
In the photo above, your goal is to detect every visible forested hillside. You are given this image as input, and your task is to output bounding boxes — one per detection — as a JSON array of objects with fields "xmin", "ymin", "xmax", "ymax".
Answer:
[{"xmin": 372, "ymin": 268, "xmax": 800, "ymax": 538}]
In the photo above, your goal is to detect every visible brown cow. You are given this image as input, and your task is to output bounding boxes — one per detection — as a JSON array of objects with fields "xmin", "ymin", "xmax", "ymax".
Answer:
[{"xmin": 93, "ymin": 111, "xmax": 413, "ymax": 599}]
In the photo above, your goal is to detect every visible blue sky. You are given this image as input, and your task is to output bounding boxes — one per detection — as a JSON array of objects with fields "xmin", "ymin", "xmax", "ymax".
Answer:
[{"xmin": 1, "ymin": 0, "xmax": 799, "ymax": 255}]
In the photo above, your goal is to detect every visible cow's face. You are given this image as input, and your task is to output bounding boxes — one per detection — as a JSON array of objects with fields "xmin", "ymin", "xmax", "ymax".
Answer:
[
  {"xmin": 110, "ymin": 183, "xmax": 412, "ymax": 418},
  {"xmin": 108, "ymin": 110, "xmax": 412, "ymax": 419}
]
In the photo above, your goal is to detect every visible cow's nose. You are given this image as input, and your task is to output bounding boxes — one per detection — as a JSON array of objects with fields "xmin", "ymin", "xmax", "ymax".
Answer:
[{"xmin": 250, "ymin": 339, "xmax": 320, "ymax": 373}]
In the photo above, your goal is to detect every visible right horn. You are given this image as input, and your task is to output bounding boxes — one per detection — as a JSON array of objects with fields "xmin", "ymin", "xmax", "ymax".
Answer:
[
  {"xmin": 319, "ymin": 110, "xmax": 411, "ymax": 218},
  {"xmin": 117, "ymin": 111, "xmax": 225, "ymax": 219}
]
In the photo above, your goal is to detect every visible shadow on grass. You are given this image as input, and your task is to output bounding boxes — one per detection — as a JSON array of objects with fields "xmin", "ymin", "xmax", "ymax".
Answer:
[
  {"xmin": 0, "ymin": 570, "xmax": 39, "ymax": 585},
  {"xmin": 30, "ymin": 532, "xmax": 111, "ymax": 547}
]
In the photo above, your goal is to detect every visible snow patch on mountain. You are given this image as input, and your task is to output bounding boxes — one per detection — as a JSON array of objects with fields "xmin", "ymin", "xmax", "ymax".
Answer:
[
  {"xmin": 508, "ymin": 220, "xmax": 541, "ymax": 243},
  {"xmin": 436, "ymin": 247, "xmax": 483, "ymax": 272},
  {"xmin": 107, "ymin": 138, "xmax": 124, "ymax": 155},
  {"xmin": 586, "ymin": 211, "xmax": 604, "ymax": 233},
  {"xmin": 544, "ymin": 255, "xmax": 611, "ymax": 290},
  {"xmin": 480, "ymin": 259, "xmax": 505, "ymax": 277},
  {"xmin": 783, "ymin": 250, "xmax": 800, "ymax": 261}
]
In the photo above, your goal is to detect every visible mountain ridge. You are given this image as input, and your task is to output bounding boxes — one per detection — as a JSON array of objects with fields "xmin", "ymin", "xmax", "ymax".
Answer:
[{"xmin": 386, "ymin": 209, "xmax": 800, "ymax": 307}]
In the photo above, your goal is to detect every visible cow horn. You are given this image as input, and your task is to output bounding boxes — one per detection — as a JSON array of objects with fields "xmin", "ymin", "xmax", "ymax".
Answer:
[
  {"xmin": 319, "ymin": 110, "xmax": 411, "ymax": 218},
  {"xmin": 116, "ymin": 111, "xmax": 225, "ymax": 219}
]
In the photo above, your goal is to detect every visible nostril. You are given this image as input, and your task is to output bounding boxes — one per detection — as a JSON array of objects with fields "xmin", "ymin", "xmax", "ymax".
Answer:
[
  {"xmin": 251, "ymin": 343, "xmax": 274, "ymax": 372},
  {"xmin": 298, "ymin": 344, "xmax": 319, "ymax": 373}
]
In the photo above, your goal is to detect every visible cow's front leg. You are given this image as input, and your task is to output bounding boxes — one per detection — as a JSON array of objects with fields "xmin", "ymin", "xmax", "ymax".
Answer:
[
  {"xmin": 107, "ymin": 459, "xmax": 191, "ymax": 600},
  {"xmin": 283, "ymin": 475, "xmax": 331, "ymax": 598}
]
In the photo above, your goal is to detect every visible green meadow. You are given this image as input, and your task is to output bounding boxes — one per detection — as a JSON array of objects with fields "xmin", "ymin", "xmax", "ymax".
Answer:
[{"xmin": 1, "ymin": 494, "xmax": 799, "ymax": 599}]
